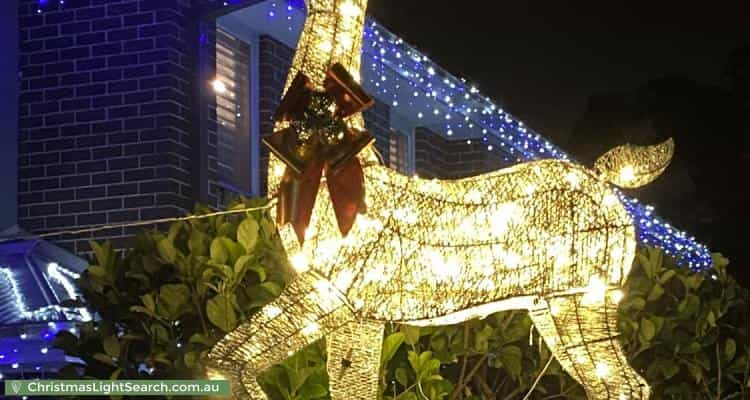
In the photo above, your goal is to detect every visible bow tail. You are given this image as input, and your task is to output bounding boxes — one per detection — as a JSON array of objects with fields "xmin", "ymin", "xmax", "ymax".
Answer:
[
  {"xmin": 277, "ymin": 160, "xmax": 324, "ymax": 244},
  {"xmin": 326, "ymin": 158, "xmax": 366, "ymax": 237}
]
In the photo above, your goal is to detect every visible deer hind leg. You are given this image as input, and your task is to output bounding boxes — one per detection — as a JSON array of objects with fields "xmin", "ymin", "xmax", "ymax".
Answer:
[
  {"xmin": 326, "ymin": 320, "xmax": 385, "ymax": 400},
  {"xmin": 208, "ymin": 272, "xmax": 356, "ymax": 400},
  {"xmin": 529, "ymin": 293, "xmax": 650, "ymax": 400}
]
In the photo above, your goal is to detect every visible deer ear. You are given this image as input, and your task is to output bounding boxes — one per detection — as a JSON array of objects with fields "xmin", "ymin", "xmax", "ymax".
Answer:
[{"xmin": 594, "ymin": 138, "xmax": 675, "ymax": 189}]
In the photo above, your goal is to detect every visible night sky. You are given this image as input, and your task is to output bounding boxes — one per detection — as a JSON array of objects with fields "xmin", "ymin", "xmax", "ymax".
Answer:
[{"xmin": 368, "ymin": 0, "xmax": 749, "ymax": 143}]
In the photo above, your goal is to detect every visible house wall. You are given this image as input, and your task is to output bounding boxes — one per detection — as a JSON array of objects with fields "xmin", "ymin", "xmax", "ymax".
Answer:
[
  {"xmin": 17, "ymin": 0, "xmax": 197, "ymax": 252},
  {"xmin": 414, "ymin": 127, "xmax": 509, "ymax": 179},
  {"xmin": 1, "ymin": 0, "xmax": 19, "ymax": 231}
]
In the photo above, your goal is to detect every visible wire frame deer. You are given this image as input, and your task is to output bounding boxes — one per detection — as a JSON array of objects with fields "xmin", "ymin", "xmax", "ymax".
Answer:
[{"xmin": 208, "ymin": 1, "xmax": 674, "ymax": 398}]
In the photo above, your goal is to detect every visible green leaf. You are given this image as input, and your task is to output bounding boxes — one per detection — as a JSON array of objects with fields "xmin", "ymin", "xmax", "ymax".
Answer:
[
  {"xmin": 297, "ymin": 383, "xmax": 327, "ymax": 399},
  {"xmin": 130, "ymin": 305, "xmax": 157, "ymax": 318},
  {"xmin": 659, "ymin": 270, "xmax": 677, "ymax": 284},
  {"xmin": 142, "ymin": 293, "xmax": 156, "ymax": 312},
  {"xmin": 381, "ymin": 332, "xmax": 405, "ymax": 365},
  {"xmin": 211, "ymin": 237, "xmax": 245, "ymax": 265},
  {"xmin": 621, "ymin": 296, "xmax": 646, "ymax": 312},
  {"xmin": 285, "ymin": 364, "xmax": 313, "ymax": 392},
  {"xmin": 120, "ymin": 334, "xmax": 146, "ymax": 342},
  {"xmin": 661, "ymin": 359, "xmax": 680, "ymax": 379},
  {"xmin": 124, "ymin": 272, "xmax": 150, "ymax": 286},
  {"xmin": 261, "ymin": 281, "xmax": 282, "ymax": 297},
  {"xmin": 157, "ymin": 238, "xmax": 177, "ymax": 264},
  {"xmin": 188, "ymin": 230, "xmax": 210, "ymax": 257},
  {"xmin": 102, "ymin": 336, "xmax": 120, "ymax": 357},
  {"xmin": 237, "ymin": 218, "xmax": 260, "ymax": 252},
  {"xmin": 152, "ymin": 352, "xmax": 172, "ymax": 367},
  {"xmin": 402, "ymin": 326, "xmax": 421, "ymax": 346},
  {"xmin": 647, "ymin": 283, "xmax": 664, "ymax": 301},
  {"xmin": 678, "ymin": 294, "xmax": 700, "ymax": 317},
  {"xmin": 207, "ymin": 293, "xmax": 238, "ymax": 332},
  {"xmin": 157, "ymin": 284, "xmax": 190, "ymax": 320},
  {"xmin": 93, "ymin": 353, "xmax": 117, "ymax": 367},
  {"xmin": 707, "ymin": 311, "xmax": 717, "ymax": 327},
  {"xmin": 217, "ymin": 222, "xmax": 235, "ymax": 238},
  {"xmin": 725, "ymin": 338, "xmax": 737, "ymax": 362},
  {"xmin": 249, "ymin": 265, "xmax": 267, "ymax": 282},
  {"xmin": 151, "ymin": 323, "xmax": 170, "ymax": 344},
  {"xmin": 89, "ymin": 241, "xmax": 111, "ymax": 269},
  {"xmin": 234, "ymin": 255, "xmax": 253, "ymax": 275},
  {"xmin": 680, "ymin": 274, "xmax": 704, "ymax": 291},
  {"xmin": 639, "ymin": 318, "xmax": 656, "ymax": 344},
  {"xmin": 498, "ymin": 345, "xmax": 522, "ymax": 378},
  {"xmin": 189, "ymin": 334, "xmax": 216, "ymax": 347},
  {"xmin": 686, "ymin": 362, "xmax": 704, "ymax": 383},
  {"xmin": 430, "ymin": 335, "xmax": 447, "ymax": 352},
  {"xmin": 474, "ymin": 325, "xmax": 493, "ymax": 353},
  {"xmin": 210, "ymin": 238, "xmax": 230, "ymax": 265},
  {"xmin": 407, "ymin": 351, "xmax": 421, "ymax": 372},
  {"xmin": 400, "ymin": 393, "xmax": 418, "ymax": 400},
  {"xmin": 681, "ymin": 342, "xmax": 702, "ymax": 355},
  {"xmin": 395, "ymin": 367, "xmax": 410, "ymax": 386},
  {"xmin": 184, "ymin": 352, "xmax": 200, "ymax": 368},
  {"xmin": 87, "ymin": 265, "xmax": 108, "ymax": 280},
  {"xmin": 260, "ymin": 218, "xmax": 276, "ymax": 237}
]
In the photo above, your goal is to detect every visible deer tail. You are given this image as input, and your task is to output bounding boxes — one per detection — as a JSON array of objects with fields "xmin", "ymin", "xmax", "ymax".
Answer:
[{"xmin": 594, "ymin": 138, "xmax": 675, "ymax": 189}]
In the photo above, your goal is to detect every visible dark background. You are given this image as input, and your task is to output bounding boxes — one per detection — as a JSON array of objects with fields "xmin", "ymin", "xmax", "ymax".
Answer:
[{"xmin": 370, "ymin": 0, "xmax": 750, "ymax": 283}]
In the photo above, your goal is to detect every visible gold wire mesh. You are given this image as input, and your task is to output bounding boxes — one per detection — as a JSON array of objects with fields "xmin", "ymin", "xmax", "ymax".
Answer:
[
  {"xmin": 594, "ymin": 138, "xmax": 675, "ymax": 189},
  {"xmin": 208, "ymin": 0, "xmax": 656, "ymax": 398}
]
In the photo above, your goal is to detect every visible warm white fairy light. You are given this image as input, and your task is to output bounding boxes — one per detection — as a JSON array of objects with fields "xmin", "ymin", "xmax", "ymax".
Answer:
[
  {"xmin": 582, "ymin": 276, "xmax": 608, "ymax": 306},
  {"xmin": 595, "ymin": 362, "xmax": 611, "ymax": 378},
  {"xmin": 619, "ymin": 165, "xmax": 636, "ymax": 184},
  {"xmin": 289, "ymin": 253, "xmax": 310, "ymax": 273},
  {"xmin": 611, "ymin": 289, "xmax": 625, "ymax": 304}
]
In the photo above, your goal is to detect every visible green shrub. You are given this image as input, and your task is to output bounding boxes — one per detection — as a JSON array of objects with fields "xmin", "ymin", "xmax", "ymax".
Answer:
[{"xmin": 56, "ymin": 204, "xmax": 750, "ymax": 399}]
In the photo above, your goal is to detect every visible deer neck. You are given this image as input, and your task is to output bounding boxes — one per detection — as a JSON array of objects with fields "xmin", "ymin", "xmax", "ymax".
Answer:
[
  {"xmin": 268, "ymin": 0, "xmax": 371, "ymax": 194},
  {"xmin": 286, "ymin": 0, "xmax": 367, "ymax": 91}
]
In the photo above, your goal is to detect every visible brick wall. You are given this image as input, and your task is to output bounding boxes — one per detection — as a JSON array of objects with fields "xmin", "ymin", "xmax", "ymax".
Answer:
[
  {"xmin": 415, "ymin": 127, "xmax": 510, "ymax": 179},
  {"xmin": 363, "ymin": 99, "xmax": 391, "ymax": 164},
  {"xmin": 18, "ymin": 0, "xmax": 196, "ymax": 252}
]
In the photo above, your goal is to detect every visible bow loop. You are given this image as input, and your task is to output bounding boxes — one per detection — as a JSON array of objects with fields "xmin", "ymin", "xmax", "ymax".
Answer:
[{"xmin": 263, "ymin": 63, "xmax": 375, "ymax": 243}]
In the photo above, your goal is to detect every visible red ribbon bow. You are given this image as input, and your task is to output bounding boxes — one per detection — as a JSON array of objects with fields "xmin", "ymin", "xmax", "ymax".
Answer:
[{"xmin": 263, "ymin": 63, "xmax": 375, "ymax": 243}]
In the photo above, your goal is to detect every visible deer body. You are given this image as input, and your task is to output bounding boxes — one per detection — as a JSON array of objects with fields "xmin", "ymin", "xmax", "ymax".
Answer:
[
  {"xmin": 209, "ymin": 1, "xmax": 657, "ymax": 399},
  {"xmin": 322, "ymin": 159, "xmax": 635, "ymax": 324}
]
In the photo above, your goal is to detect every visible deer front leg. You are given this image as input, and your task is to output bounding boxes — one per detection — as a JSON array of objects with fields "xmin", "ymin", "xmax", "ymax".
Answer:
[
  {"xmin": 209, "ymin": 272, "xmax": 356, "ymax": 399},
  {"xmin": 326, "ymin": 320, "xmax": 385, "ymax": 400},
  {"xmin": 529, "ymin": 293, "xmax": 650, "ymax": 400}
]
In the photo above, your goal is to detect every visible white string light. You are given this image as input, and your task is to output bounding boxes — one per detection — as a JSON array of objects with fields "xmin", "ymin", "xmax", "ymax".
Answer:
[{"xmin": 0, "ymin": 202, "xmax": 276, "ymax": 245}]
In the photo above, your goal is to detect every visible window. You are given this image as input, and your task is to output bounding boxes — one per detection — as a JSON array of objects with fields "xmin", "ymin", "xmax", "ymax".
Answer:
[{"xmin": 215, "ymin": 28, "xmax": 252, "ymax": 195}]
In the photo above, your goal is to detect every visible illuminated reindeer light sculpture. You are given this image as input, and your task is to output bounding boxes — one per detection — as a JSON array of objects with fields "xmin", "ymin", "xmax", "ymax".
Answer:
[{"xmin": 209, "ymin": 1, "xmax": 675, "ymax": 398}]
